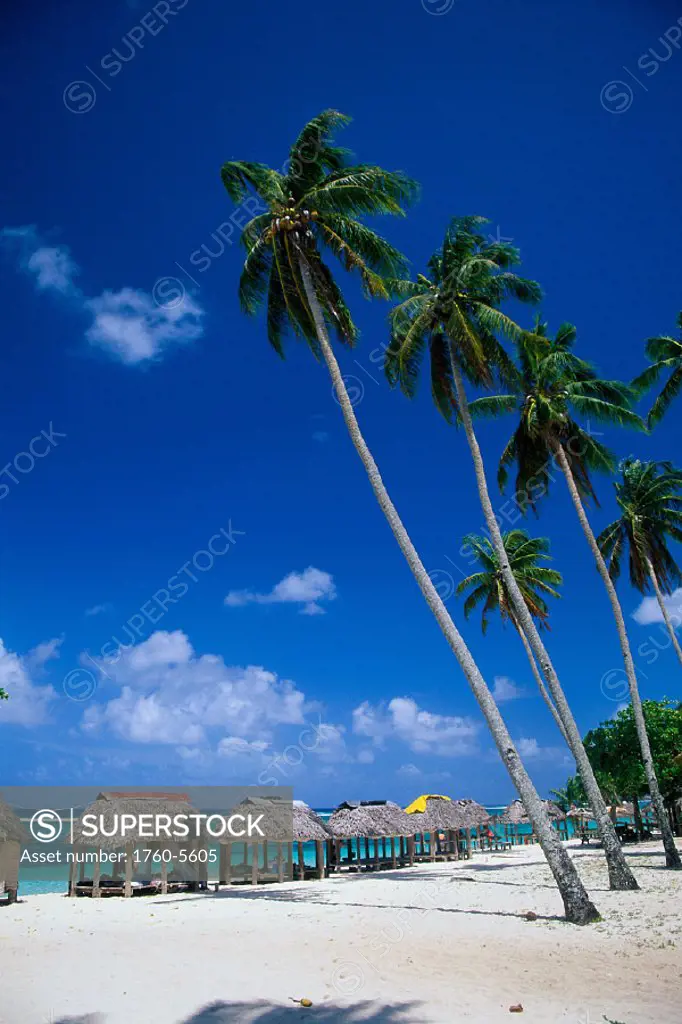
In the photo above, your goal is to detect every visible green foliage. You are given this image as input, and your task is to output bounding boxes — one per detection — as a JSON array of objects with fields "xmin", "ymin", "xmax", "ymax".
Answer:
[
  {"xmin": 632, "ymin": 311, "xmax": 682, "ymax": 429},
  {"xmin": 549, "ymin": 776, "xmax": 587, "ymax": 812},
  {"xmin": 584, "ymin": 699, "xmax": 682, "ymax": 804},
  {"xmin": 385, "ymin": 216, "xmax": 541, "ymax": 420},
  {"xmin": 469, "ymin": 319, "xmax": 646, "ymax": 511},
  {"xmin": 597, "ymin": 458, "xmax": 682, "ymax": 594},
  {"xmin": 220, "ymin": 110, "xmax": 418, "ymax": 357},
  {"xmin": 456, "ymin": 528, "xmax": 562, "ymax": 634},
  {"xmin": 0, "ymin": 687, "xmax": 7, "ymax": 701}
]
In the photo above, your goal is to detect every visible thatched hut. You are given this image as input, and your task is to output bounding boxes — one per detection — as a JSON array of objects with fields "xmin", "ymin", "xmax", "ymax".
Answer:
[
  {"xmin": 450, "ymin": 799, "xmax": 493, "ymax": 853},
  {"xmin": 501, "ymin": 798, "xmax": 566, "ymax": 844},
  {"xmin": 70, "ymin": 791, "xmax": 209, "ymax": 898},
  {"xmin": 326, "ymin": 801, "xmax": 418, "ymax": 872},
  {"xmin": 0, "ymin": 797, "xmax": 25, "ymax": 904},
  {"xmin": 214, "ymin": 795, "xmax": 295, "ymax": 888},
  {"xmin": 404, "ymin": 794, "xmax": 467, "ymax": 862},
  {"xmin": 293, "ymin": 801, "xmax": 331, "ymax": 881}
]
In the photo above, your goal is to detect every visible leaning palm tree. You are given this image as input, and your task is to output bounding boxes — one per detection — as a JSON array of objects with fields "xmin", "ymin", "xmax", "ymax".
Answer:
[
  {"xmin": 385, "ymin": 222, "xmax": 638, "ymax": 889},
  {"xmin": 456, "ymin": 529, "xmax": 569, "ymax": 739},
  {"xmin": 221, "ymin": 111, "xmax": 599, "ymax": 922},
  {"xmin": 598, "ymin": 458, "xmax": 682, "ymax": 666},
  {"xmin": 476, "ymin": 321, "xmax": 681, "ymax": 869},
  {"xmin": 632, "ymin": 312, "xmax": 682, "ymax": 428}
]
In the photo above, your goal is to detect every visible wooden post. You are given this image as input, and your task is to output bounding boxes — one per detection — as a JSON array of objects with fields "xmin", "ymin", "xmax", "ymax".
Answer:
[
  {"xmin": 225, "ymin": 842, "xmax": 233, "ymax": 885},
  {"xmin": 219, "ymin": 843, "xmax": 227, "ymax": 887},
  {"xmin": 408, "ymin": 834, "xmax": 415, "ymax": 866},
  {"xmin": 79, "ymin": 858, "xmax": 86, "ymax": 883},
  {"xmin": 242, "ymin": 841, "xmax": 249, "ymax": 881},
  {"xmin": 315, "ymin": 840, "xmax": 324, "ymax": 880},
  {"xmin": 277, "ymin": 843, "xmax": 284, "ymax": 883},
  {"xmin": 160, "ymin": 856, "xmax": 168, "ymax": 896},
  {"xmin": 124, "ymin": 842, "xmax": 133, "ymax": 898},
  {"xmin": 430, "ymin": 830, "xmax": 436, "ymax": 862},
  {"xmin": 68, "ymin": 859, "xmax": 76, "ymax": 896},
  {"xmin": 373, "ymin": 837, "xmax": 380, "ymax": 870},
  {"xmin": 297, "ymin": 841, "xmax": 305, "ymax": 880},
  {"xmin": 91, "ymin": 856, "xmax": 100, "ymax": 897},
  {"xmin": 251, "ymin": 842, "xmax": 259, "ymax": 885},
  {"xmin": 391, "ymin": 837, "xmax": 397, "ymax": 869}
]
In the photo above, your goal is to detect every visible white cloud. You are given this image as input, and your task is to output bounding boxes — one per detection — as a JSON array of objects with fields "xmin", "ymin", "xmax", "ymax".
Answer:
[
  {"xmin": 80, "ymin": 630, "xmax": 309, "ymax": 746},
  {"xmin": 633, "ymin": 588, "xmax": 682, "ymax": 626},
  {"xmin": 356, "ymin": 748, "xmax": 375, "ymax": 765},
  {"xmin": 85, "ymin": 603, "xmax": 112, "ymax": 617},
  {"xmin": 225, "ymin": 567, "xmax": 337, "ymax": 617},
  {"xmin": 353, "ymin": 697, "xmax": 480, "ymax": 757},
  {"xmin": 492, "ymin": 675, "xmax": 525, "ymax": 702},
  {"xmin": 1, "ymin": 224, "xmax": 205, "ymax": 365},
  {"xmin": 515, "ymin": 736, "xmax": 566, "ymax": 762},
  {"xmin": 217, "ymin": 737, "xmax": 269, "ymax": 758},
  {"xmin": 397, "ymin": 763, "xmax": 422, "ymax": 777},
  {"xmin": 0, "ymin": 638, "xmax": 58, "ymax": 727},
  {"xmin": 85, "ymin": 287, "xmax": 204, "ymax": 365},
  {"xmin": 27, "ymin": 245, "xmax": 79, "ymax": 294},
  {"xmin": 24, "ymin": 637, "xmax": 62, "ymax": 673}
]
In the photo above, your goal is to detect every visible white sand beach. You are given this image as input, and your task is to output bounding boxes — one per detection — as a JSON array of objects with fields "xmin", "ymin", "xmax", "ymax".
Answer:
[{"xmin": 1, "ymin": 840, "xmax": 680, "ymax": 1024}]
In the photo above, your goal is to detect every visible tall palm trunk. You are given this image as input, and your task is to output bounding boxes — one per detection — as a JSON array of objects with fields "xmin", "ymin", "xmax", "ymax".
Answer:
[
  {"xmin": 297, "ymin": 257, "xmax": 599, "ymax": 924},
  {"xmin": 515, "ymin": 622, "xmax": 569, "ymax": 743},
  {"xmin": 449, "ymin": 355, "xmax": 639, "ymax": 890},
  {"xmin": 646, "ymin": 556, "xmax": 682, "ymax": 666},
  {"xmin": 553, "ymin": 441, "xmax": 682, "ymax": 870}
]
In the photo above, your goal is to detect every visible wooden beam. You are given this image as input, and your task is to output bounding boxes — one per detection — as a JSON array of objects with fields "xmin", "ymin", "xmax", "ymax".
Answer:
[
  {"xmin": 92, "ymin": 856, "xmax": 101, "ymax": 899},
  {"xmin": 315, "ymin": 840, "xmax": 324, "ymax": 880},
  {"xmin": 391, "ymin": 837, "xmax": 397, "ymax": 869},
  {"xmin": 68, "ymin": 858, "xmax": 76, "ymax": 896},
  {"xmin": 219, "ymin": 843, "xmax": 227, "ymax": 887},
  {"xmin": 251, "ymin": 842, "xmax": 259, "ymax": 885},
  {"xmin": 277, "ymin": 842, "xmax": 284, "ymax": 884},
  {"xmin": 297, "ymin": 841, "xmax": 305, "ymax": 880},
  {"xmin": 160, "ymin": 856, "xmax": 168, "ymax": 896},
  {"xmin": 124, "ymin": 842, "xmax": 133, "ymax": 898}
]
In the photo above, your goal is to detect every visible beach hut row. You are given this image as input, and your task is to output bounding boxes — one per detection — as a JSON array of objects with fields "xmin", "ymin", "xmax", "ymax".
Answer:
[{"xmin": 1, "ymin": 790, "xmax": 572, "ymax": 902}]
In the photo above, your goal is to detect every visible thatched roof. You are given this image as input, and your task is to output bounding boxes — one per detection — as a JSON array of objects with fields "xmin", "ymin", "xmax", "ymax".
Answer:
[
  {"xmin": 405, "ymin": 795, "xmax": 467, "ymax": 831},
  {"xmin": 327, "ymin": 800, "xmax": 418, "ymax": 838},
  {"xmin": 0, "ymin": 797, "xmax": 26, "ymax": 843},
  {"xmin": 230, "ymin": 796, "xmax": 293, "ymax": 843},
  {"xmin": 71, "ymin": 792, "xmax": 209, "ymax": 850},
  {"xmin": 452, "ymin": 799, "xmax": 491, "ymax": 826},
  {"xmin": 501, "ymin": 798, "xmax": 565, "ymax": 825},
  {"xmin": 292, "ymin": 802, "xmax": 331, "ymax": 842}
]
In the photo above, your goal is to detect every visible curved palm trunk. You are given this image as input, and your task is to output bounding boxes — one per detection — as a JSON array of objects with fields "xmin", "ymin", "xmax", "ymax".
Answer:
[
  {"xmin": 297, "ymin": 258, "xmax": 599, "ymax": 924},
  {"xmin": 515, "ymin": 623, "xmax": 569, "ymax": 743},
  {"xmin": 646, "ymin": 557, "xmax": 682, "ymax": 666},
  {"xmin": 449, "ymin": 356, "xmax": 639, "ymax": 890},
  {"xmin": 553, "ymin": 441, "xmax": 682, "ymax": 870}
]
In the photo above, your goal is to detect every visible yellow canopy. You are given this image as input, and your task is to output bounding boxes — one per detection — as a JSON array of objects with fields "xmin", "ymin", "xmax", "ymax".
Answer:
[{"xmin": 405, "ymin": 794, "xmax": 451, "ymax": 815}]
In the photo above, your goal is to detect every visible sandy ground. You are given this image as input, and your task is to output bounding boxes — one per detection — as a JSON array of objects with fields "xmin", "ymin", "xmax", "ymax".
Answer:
[{"xmin": 1, "ymin": 840, "xmax": 681, "ymax": 1024}]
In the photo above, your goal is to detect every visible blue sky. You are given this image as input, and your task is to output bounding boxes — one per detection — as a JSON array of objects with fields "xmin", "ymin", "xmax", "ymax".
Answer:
[{"xmin": 1, "ymin": 0, "xmax": 681, "ymax": 807}]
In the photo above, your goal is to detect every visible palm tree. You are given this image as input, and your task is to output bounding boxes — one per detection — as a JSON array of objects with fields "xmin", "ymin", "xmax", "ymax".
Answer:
[
  {"xmin": 550, "ymin": 776, "xmax": 587, "ymax": 813},
  {"xmin": 385, "ymin": 222, "xmax": 638, "ymax": 889},
  {"xmin": 456, "ymin": 529, "xmax": 569, "ymax": 739},
  {"xmin": 632, "ymin": 312, "xmax": 682, "ymax": 428},
  {"xmin": 598, "ymin": 458, "xmax": 682, "ymax": 666},
  {"xmin": 476, "ymin": 321, "xmax": 681, "ymax": 869},
  {"xmin": 222, "ymin": 112, "xmax": 600, "ymax": 922}
]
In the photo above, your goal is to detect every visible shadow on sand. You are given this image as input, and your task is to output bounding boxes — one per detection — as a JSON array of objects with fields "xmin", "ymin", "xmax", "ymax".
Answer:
[{"xmin": 55, "ymin": 1001, "xmax": 422, "ymax": 1023}]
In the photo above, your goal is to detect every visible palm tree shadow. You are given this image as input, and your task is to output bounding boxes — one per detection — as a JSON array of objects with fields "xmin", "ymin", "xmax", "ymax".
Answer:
[
  {"xmin": 182, "ymin": 1001, "xmax": 421, "ymax": 1023},
  {"xmin": 53, "ymin": 1002, "xmax": 421, "ymax": 1024}
]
